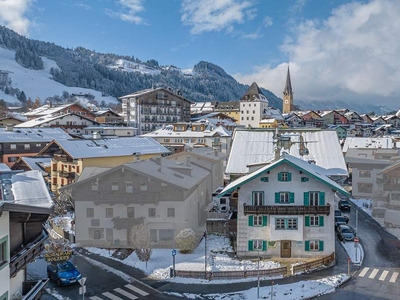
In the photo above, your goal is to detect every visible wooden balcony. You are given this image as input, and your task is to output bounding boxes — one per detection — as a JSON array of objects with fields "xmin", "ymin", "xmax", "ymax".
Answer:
[
  {"xmin": 112, "ymin": 217, "xmax": 144, "ymax": 230},
  {"xmin": 10, "ymin": 229, "xmax": 48, "ymax": 278},
  {"xmin": 243, "ymin": 204, "xmax": 331, "ymax": 216},
  {"xmin": 384, "ymin": 184, "xmax": 400, "ymax": 191},
  {"xmin": 58, "ymin": 171, "xmax": 74, "ymax": 179}
]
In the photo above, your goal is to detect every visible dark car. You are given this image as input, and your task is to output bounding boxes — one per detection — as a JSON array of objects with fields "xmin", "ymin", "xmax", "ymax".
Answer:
[
  {"xmin": 335, "ymin": 210, "xmax": 349, "ymax": 224},
  {"xmin": 338, "ymin": 199, "xmax": 351, "ymax": 211},
  {"xmin": 47, "ymin": 261, "xmax": 82, "ymax": 286},
  {"xmin": 335, "ymin": 216, "xmax": 348, "ymax": 228},
  {"xmin": 337, "ymin": 225, "xmax": 355, "ymax": 241}
]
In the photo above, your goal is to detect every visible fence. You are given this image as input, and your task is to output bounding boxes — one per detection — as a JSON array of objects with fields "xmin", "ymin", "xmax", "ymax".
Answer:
[
  {"xmin": 292, "ymin": 252, "xmax": 335, "ymax": 274},
  {"xmin": 174, "ymin": 266, "xmax": 288, "ymax": 281},
  {"xmin": 49, "ymin": 220, "xmax": 75, "ymax": 244}
]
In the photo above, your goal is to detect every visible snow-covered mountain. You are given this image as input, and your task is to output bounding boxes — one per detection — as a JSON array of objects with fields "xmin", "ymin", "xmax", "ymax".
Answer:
[{"xmin": 0, "ymin": 47, "xmax": 119, "ymax": 104}]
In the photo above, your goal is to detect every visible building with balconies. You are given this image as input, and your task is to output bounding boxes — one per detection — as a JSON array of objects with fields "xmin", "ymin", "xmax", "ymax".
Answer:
[
  {"xmin": 37, "ymin": 137, "xmax": 170, "ymax": 192},
  {"xmin": 376, "ymin": 160, "xmax": 400, "ymax": 208},
  {"xmin": 61, "ymin": 156, "xmax": 213, "ymax": 248},
  {"xmin": 217, "ymin": 152, "xmax": 350, "ymax": 259},
  {"xmin": 0, "ymin": 170, "xmax": 53, "ymax": 299}
]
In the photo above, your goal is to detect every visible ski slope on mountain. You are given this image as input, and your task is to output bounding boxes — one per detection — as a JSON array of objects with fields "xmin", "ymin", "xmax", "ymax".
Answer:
[{"xmin": 0, "ymin": 47, "xmax": 119, "ymax": 104}]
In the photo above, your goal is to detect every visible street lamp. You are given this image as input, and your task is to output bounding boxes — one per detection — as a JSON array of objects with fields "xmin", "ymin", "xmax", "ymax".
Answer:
[
  {"xmin": 257, "ymin": 245, "xmax": 260, "ymax": 298},
  {"xmin": 204, "ymin": 230, "xmax": 207, "ymax": 279}
]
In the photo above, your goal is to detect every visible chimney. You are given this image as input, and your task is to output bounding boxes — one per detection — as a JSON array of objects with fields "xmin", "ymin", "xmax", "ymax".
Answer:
[
  {"xmin": 155, "ymin": 157, "xmax": 161, "ymax": 166},
  {"xmin": 5, "ymin": 124, "xmax": 13, "ymax": 132},
  {"xmin": 214, "ymin": 149, "xmax": 218, "ymax": 156},
  {"xmin": 186, "ymin": 155, "xmax": 191, "ymax": 166},
  {"xmin": 93, "ymin": 131, "xmax": 101, "ymax": 140}
]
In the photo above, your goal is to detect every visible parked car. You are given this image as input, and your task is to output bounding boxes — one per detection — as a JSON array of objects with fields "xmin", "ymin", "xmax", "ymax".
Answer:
[
  {"xmin": 384, "ymin": 209, "xmax": 400, "ymax": 228},
  {"xmin": 337, "ymin": 225, "xmax": 355, "ymax": 241},
  {"xmin": 372, "ymin": 207, "xmax": 387, "ymax": 218},
  {"xmin": 335, "ymin": 216, "xmax": 348, "ymax": 228},
  {"xmin": 47, "ymin": 261, "xmax": 82, "ymax": 286},
  {"xmin": 335, "ymin": 210, "xmax": 349, "ymax": 224},
  {"xmin": 338, "ymin": 199, "xmax": 351, "ymax": 211}
]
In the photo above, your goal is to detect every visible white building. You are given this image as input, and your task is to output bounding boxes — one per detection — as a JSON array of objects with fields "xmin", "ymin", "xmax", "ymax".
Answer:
[
  {"xmin": 239, "ymin": 82, "xmax": 270, "ymax": 128},
  {"xmin": 218, "ymin": 153, "xmax": 350, "ymax": 258}
]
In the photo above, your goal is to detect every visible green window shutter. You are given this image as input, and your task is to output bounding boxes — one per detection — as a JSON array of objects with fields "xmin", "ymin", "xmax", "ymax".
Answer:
[
  {"xmin": 262, "ymin": 215, "xmax": 268, "ymax": 226},
  {"xmin": 275, "ymin": 192, "xmax": 280, "ymax": 203},
  {"xmin": 319, "ymin": 215, "xmax": 324, "ymax": 227},
  {"xmin": 305, "ymin": 240, "xmax": 310, "ymax": 251},
  {"xmin": 319, "ymin": 240, "xmax": 324, "ymax": 251},
  {"xmin": 278, "ymin": 172, "xmax": 282, "ymax": 181},
  {"xmin": 288, "ymin": 173, "xmax": 292, "ymax": 181},
  {"xmin": 301, "ymin": 177, "xmax": 309, "ymax": 182},
  {"xmin": 289, "ymin": 193, "xmax": 295, "ymax": 203},
  {"xmin": 248, "ymin": 215, "xmax": 254, "ymax": 227},
  {"xmin": 262, "ymin": 241, "xmax": 267, "ymax": 251},
  {"xmin": 305, "ymin": 216, "xmax": 310, "ymax": 227},
  {"xmin": 319, "ymin": 192, "xmax": 325, "ymax": 205},
  {"xmin": 248, "ymin": 240, "xmax": 254, "ymax": 251},
  {"xmin": 303, "ymin": 192, "xmax": 309, "ymax": 206},
  {"xmin": 261, "ymin": 177, "xmax": 269, "ymax": 182}
]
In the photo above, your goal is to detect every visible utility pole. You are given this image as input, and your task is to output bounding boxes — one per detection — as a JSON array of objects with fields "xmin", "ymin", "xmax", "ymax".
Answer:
[
  {"xmin": 204, "ymin": 230, "xmax": 207, "ymax": 279},
  {"xmin": 355, "ymin": 208, "xmax": 359, "ymax": 237},
  {"xmin": 257, "ymin": 246, "xmax": 260, "ymax": 298}
]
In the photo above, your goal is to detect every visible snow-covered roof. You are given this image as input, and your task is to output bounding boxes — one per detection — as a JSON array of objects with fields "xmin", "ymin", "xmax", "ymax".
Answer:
[
  {"xmin": 204, "ymin": 125, "xmax": 232, "ymax": 137},
  {"xmin": 0, "ymin": 170, "xmax": 53, "ymax": 212},
  {"xmin": 260, "ymin": 118, "xmax": 277, "ymax": 124},
  {"xmin": 14, "ymin": 113, "xmax": 98, "ymax": 128},
  {"xmin": 263, "ymin": 108, "xmax": 284, "ymax": 121},
  {"xmin": 0, "ymin": 164, "xmax": 11, "ymax": 172},
  {"xmin": 22, "ymin": 103, "xmax": 76, "ymax": 117},
  {"xmin": 342, "ymin": 137, "xmax": 400, "ymax": 152},
  {"xmin": 119, "ymin": 87, "xmax": 192, "ymax": 103},
  {"xmin": 17, "ymin": 157, "xmax": 52, "ymax": 175},
  {"xmin": 0, "ymin": 127, "xmax": 72, "ymax": 142},
  {"xmin": 219, "ymin": 152, "xmax": 350, "ymax": 197},
  {"xmin": 226, "ymin": 129, "xmax": 347, "ymax": 176},
  {"xmin": 51, "ymin": 137, "xmax": 170, "ymax": 159}
]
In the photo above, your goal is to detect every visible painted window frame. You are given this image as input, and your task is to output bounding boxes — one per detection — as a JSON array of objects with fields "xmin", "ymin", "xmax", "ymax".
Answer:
[
  {"xmin": 252, "ymin": 191, "xmax": 264, "ymax": 206},
  {"xmin": 0, "ymin": 236, "xmax": 9, "ymax": 271},
  {"xmin": 275, "ymin": 217, "xmax": 298, "ymax": 230},
  {"xmin": 310, "ymin": 215, "xmax": 319, "ymax": 226}
]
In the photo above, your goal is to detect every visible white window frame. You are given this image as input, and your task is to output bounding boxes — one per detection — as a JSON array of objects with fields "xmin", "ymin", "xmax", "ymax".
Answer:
[
  {"xmin": 310, "ymin": 215, "xmax": 319, "ymax": 226},
  {"xmin": 126, "ymin": 182, "xmax": 133, "ymax": 193},
  {"xmin": 253, "ymin": 239, "xmax": 262, "ymax": 250},
  {"xmin": 253, "ymin": 215, "xmax": 263, "ymax": 226},
  {"xmin": 111, "ymin": 182, "xmax": 119, "ymax": 191},
  {"xmin": 280, "ymin": 192, "xmax": 290, "ymax": 203},
  {"xmin": 253, "ymin": 191, "xmax": 264, "ymax": 206},
  {"xmin": 309, "ymin": 192, "xmax": 319, "ymax": 206},
  {"xmin": 310, "ymin": 240, "xmax": 320, "ymax": 251}
]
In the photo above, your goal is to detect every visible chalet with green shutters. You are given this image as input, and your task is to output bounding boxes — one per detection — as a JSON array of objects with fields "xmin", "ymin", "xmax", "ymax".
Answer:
[{"xmin": 218, "ymin": 152, "xmax": 350, "ymax": 259}]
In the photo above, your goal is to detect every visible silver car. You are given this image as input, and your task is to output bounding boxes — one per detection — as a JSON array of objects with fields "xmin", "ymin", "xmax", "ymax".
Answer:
[{"xmin": 337, "ymin": 225, "xmax": 355, "ymax": 242}]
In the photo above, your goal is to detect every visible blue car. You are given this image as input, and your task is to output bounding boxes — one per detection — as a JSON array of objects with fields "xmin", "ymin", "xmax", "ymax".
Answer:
[{"xmin": 47, "ymin": 261, "xmax": 82, "ymax": 286}]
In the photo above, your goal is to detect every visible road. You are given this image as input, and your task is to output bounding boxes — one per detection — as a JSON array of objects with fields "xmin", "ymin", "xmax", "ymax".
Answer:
[
  {"xmin": 27, "ymin": 253, "xmax": 181, "ymax": 300},
  {"xmin": 319, "ymin": 198, "xmax": 400, "ymax": 300}
]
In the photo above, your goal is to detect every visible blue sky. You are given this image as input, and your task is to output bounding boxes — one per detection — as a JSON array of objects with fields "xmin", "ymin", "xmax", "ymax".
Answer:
[{"xmin": 1, "ymin": 0, "xmax": 400, "ymax": 108}]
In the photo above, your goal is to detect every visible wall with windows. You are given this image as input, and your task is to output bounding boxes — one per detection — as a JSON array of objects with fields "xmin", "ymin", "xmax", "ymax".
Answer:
[
  {"xmin": 0, "ymin": 212, "xmax": 10, "ymax": 298},
  {"xmin": 351, "ymin": 164, "xmax": 387, "ymax": 198},
  {"xmin": 236, "ymin": 163, "xmax": 335, "ymax": 258}
]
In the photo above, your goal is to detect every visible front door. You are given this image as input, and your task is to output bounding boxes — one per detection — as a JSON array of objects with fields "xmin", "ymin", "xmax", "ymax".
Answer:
[{"xmin": 281, "ymin": 240, "xmax": 291, "ymax": 258}]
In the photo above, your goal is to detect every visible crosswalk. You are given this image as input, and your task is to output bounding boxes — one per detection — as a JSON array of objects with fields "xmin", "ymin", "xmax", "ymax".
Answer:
[
  {"xmin": 90, "ymin": 283, "xmax": 149, "ymax": 300},
  {"xmin": 358, "ymin": 267, "xmax": 399, "ymax": 283}
]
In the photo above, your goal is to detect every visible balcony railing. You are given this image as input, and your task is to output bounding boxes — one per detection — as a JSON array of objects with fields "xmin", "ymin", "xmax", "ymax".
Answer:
[
  {"xmin": 22, "ymin": 279, "xmax": 49, "ymax": 300},
  {"xmin": 58, "ymin": 171, "xmax": 74, "ymax": 179},
  {"xmin": 384, "ymin": 184, "xmax": 400, "ymax": 191},
  {"xmin": 243, "ymin": 204, "xmax": 331, "ymax": 216},
  {"xmin": 112, "ymin": 217, "xmax": 144, "ymax": 230},
  {"xmin": 10, "ymin": 229, "xmax": 48, "ymax": 278}
]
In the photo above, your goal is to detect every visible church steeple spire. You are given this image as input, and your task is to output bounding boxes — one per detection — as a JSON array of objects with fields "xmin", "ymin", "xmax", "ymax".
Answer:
[
  {"xmin": 283, "ymin": 66, "xmax": 293, "ymax": 96},
  {"xmin": 282, "ymin": 65, "xmax": 294, "ymax": 114}
]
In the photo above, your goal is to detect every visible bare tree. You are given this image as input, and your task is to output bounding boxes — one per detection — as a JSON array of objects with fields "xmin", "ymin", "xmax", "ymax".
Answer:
[
  {"xmin": 130, "ymin": 224, "xmax": 152, "ymax": 267},
  {"xmin": 52, "ymin": 190, "xmax": 74, "ymax": 216},
  {"xmin": 175, "ymin": 228, "xmax": 196, "ymax": 254}
]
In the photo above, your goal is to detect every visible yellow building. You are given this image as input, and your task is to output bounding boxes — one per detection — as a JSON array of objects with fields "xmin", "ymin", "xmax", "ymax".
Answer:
[
  {"xmin": 37, "ymin": 137, "xmax": 169, "ymax": 192},
  {"xmin": 259, "ymin": 118, "xmax": 278, "ymax": 128},
  {"xmin": 214, "ymin": 101, "xmax": 240, "ymax": 123}
]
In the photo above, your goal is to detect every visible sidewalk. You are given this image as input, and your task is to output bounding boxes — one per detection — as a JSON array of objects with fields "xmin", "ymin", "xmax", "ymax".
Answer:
[{"xmin": 76, "ymin": 238, "xmax": 357, "ymax": 296}]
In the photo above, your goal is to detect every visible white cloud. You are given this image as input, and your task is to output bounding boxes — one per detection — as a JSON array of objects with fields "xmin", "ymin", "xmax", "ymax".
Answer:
[
  {"xmin": 0, "ymin": 0, "xmax": 34, "ymax": 36},
  {"xmin": 181, "ymin": 0, "xmax": 256, "ymax": 34},
  {"xmin": 74, "ymin": 2, "xmax": 92, "ymax": 10},
  {"xmin": 106, "ymin": 0, "xmax": 146, "ymax": 24},
  {"xmin": 234, "ymin": 0, "xmax": 400, "ymax": 106},
  {"xmin": 263, "ymin": 16, "xmax": 273, "ymax": 28}
]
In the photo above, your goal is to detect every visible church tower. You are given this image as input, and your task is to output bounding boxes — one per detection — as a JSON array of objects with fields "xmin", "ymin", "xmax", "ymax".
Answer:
[{"xmin": 282, "ymin": 66, "xmax": 294, "ymax": 114}]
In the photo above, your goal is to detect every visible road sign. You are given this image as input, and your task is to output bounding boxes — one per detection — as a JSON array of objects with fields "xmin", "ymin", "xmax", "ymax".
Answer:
[
  {"xmin": 172, "ymin": 249, "xmax": 176, "ymax": 256},
  {"xmin": 78, "ymin": 277, "xmax": 87, "ymax": 286}
]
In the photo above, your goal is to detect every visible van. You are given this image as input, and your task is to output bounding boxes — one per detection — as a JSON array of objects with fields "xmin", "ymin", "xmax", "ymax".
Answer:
[{"xmin": 384, "ymin": 209, "xmax": 400, "ymax": 228}]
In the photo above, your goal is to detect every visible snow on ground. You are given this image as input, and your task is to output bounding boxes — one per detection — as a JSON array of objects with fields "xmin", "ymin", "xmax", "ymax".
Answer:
[
  {"xmin": 167, "ymin": 274, "xmax": 348, "ymax": 300},
  {"xmin": 0, "ymin": 47, "xmax": 119, "ymax": 104}
]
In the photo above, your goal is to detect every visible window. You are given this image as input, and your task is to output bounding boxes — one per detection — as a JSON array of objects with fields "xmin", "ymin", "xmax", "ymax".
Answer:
[
  {"xmin": 248, "ymin": 240, "xmax": 266, "ymax": 251},
  {"xmin": 301, "ymin": 177, "xmax": 309, "ymax": 182},
  {"xmin": 359, "ymin": 170, "xmax": 372, "ymax": 178},
  {"xmin": 276, "ymin": 192, "xmax": 292, "ymax": 203},
  {"xmin": 150, "ymin": 229, "xmax": 158, "ymax": 243},
  {"xmin": 278, "ymin": 172, "xmax": 291, "ymax": 182},
  {"xmin": 0, "ymin": 291, "xmax": 8, "ymax": 300},
  {"xmin": 148, "ymin": 208, "xmax": 156, "ymax": 217},
  {"xmin": 310, "ymin": 215, "xmax": 320, "ymax": 226},
  {"xmin": 275, "ymin": 218, "xmax": 298, "ymax": 230},
  {"xmin": 111, "ymin": 182, "xmax": 119, "ymax": 191},
  {"xmin": 89, "ymin": 228, "xmax": 103, "ymax": 240},
  {"xmin": 8, "ymin": 157, "xmax": 18, "ymax": 162},
  {"xmin": 87, "ymin": 208, "xmax": 94, "ymax": 218},
  {"xmin": 24, "ymin": 144, "xmax": 30, "ymax": 150},
  {"xmin": 106, "ymin": 208, "xmax": 113, "ymax": 218},
  {"xmin": 252, "ymin": 191, "xmax": 264, "ymax": 206},
  {"xmin": 127, "ymin": 207, "xmax": 135, "ymax": 219},
  {"xmin": 220, "ymin": 198, "xmax": 227, "ymax": 205},
  {"xmin": 161, "ymin": 182, "xmax": 168, "ymax": 191},
  {"xmin": 358, "ymin": 183, "xmax": 373, "ymax": 193},
  {"xmin": 167, "ymin": 208, "xmax": 175, "ymax": 217},
  {"xmin": 126, "ymin": 182, "xmax": 133, "ymax": 193},
  {"xmin": 310, "ymin": 240, "xmax": 320, "ymax": 251},
  {"xmin": 92, "ymin": 181, "xmax": 98, "ymax": 191},
  {"xmin": 10, "ymin": 144, "xmax": 16, "ymax": 150},
  {"xmin": 140, "ymin": 182, "xmax": 148, "ymax": 191},
  {"xmin": 253, "ymin": 240, "xmax": 263, "ymax": 250},
  {"xmin": 106, "ymin": 229, "xmax": 113, "ymax": 242},
  {"xmin": 253, "ymin": 215, "xmax": 263, "ymax": 226},
  {"xmin": 91, "ymin": 219, "xmax": 100, "ymax": 227},
  {"xmin": 251, "ymin": 117, "xmax": 254, "ymax": 120},
  {"xmin": 309, "ymin": 192, "xmax": 319, "ymax": 206},
  {"xmin": 0, "ymin": 236, "xmax": 8, "ymax": 269}
]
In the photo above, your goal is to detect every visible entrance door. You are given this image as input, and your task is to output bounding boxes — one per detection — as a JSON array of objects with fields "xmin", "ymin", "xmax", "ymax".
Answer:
[{"xmin": 281, "ymin": 240, "xmax": 291, "ymax": 258}]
